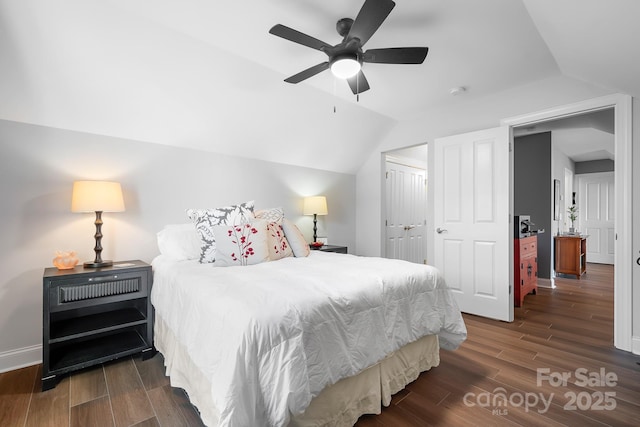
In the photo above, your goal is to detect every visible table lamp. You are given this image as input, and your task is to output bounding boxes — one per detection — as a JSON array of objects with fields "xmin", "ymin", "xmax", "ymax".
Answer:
[
  {"xmin": 71, "ymin": 181, "xmax": 125, "ymax": 268},
  {"xmin": 303, "ymin": 196, "xmax": 328, "ymax": 242}
]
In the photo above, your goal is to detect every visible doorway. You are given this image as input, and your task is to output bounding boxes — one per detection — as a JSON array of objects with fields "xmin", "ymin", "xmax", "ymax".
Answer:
[
  {"xmin": 513, "ymin": 107, "xmax": 615, "ymax": 286},
  {"xmin": 382, "ymin": 145, "xmax": 428, "ymax": 264},
  {"xmin": 378, "ymin": 94, "xmax": 632, "ymax": 352},
  {"xmin": 503, "ymin": 93, "xmax": 632, "ymax": 352}
]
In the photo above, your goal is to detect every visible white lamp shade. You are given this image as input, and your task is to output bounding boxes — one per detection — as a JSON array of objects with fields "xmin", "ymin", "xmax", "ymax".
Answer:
[
  {"xmin": 330, "ymin": 57, "xmax": 361, "ymax": 79},
  {"xmin": 71, "ymin": 181, "xmax": 125, "ymax": 213},
  {"xmin": 303, "ymin": 196, "xmax": 328, "ymax": 216}
]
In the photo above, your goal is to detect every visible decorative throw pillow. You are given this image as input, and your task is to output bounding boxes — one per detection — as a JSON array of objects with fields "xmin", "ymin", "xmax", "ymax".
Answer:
[
  {"xmin": 281, "ymin": 218, "xmax": 310, "ymax": 257},
  {"xmin": 186, "ymin": 201, "xmax": 255, "ymax": 263},
  {"xmin": 212, "ymin": 220, "xmax": 270, "ymax": 267},
  {"xmin": 255, "ymin": 207, "xmax": 285, "ymax": 223},
  {"xmin": 266, "ymin": 222, "xmax": 293, "ymax": 260}
]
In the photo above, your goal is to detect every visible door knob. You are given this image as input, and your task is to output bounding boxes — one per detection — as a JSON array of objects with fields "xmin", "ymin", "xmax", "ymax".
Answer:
[{"xmin": 436, "ymin": 227, "xmax": 448, "ymax": 234}]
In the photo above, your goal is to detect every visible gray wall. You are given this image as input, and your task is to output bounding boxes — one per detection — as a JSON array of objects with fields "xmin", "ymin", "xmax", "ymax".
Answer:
[
  {"xmin": 0, "ymin": 119, "xmax": 356, "ymax": 370},
  {"xmin": 514, "ymin": 132, "xmax": 552, "ymax": 279},
  {"xmin": 575, "ymin": 159, "xmax": 614, "ymax": 174}
]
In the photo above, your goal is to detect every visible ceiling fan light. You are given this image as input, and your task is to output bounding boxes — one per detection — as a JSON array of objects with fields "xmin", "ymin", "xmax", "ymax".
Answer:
[{"xmin": 331, "ymin": 56, "xmax": 361, "ymax": 79}]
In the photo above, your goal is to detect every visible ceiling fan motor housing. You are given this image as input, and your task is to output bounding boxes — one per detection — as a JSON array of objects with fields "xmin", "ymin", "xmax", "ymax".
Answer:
[{"xmin": 336, "ymin": 18, "xmax": 354, "ymax": 37}]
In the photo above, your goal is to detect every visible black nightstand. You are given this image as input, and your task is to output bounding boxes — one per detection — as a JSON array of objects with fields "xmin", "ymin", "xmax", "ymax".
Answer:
[
  {"xmin": 310, "ymin": 245, "xmax": 348, "ymax": 254},
  {"xmin": 42, "ymin": 260, "xmax": 154, "ymax": 390}
]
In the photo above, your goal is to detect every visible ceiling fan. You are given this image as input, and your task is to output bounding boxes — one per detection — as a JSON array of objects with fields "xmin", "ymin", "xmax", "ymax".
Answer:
[{"xmin": 269, "ymin": 0, "xmax": 429, "ymax": 95}]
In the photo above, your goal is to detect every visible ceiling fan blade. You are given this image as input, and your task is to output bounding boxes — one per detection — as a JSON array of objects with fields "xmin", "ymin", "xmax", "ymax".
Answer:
[
  {"xmin": 363, "ymin": 47, "xmax": 429, "ymax": 64},
  {"xmin": 284, "ymin": 62, "xmax": 330, "ymax": 84},
  {"xmin": 347, "ymin": 0, "xmax": 396, "ymax": 46},
  {"xmin": 269, "ymin": 24, "xmax": 333, "ymax": 52},
  {"xmin": 347, "ymin": 70, "xmax": 370, "ymax": 94}
]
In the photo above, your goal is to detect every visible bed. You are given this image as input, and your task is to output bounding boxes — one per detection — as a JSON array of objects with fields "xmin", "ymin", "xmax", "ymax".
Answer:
[{"xmin": 151, "ymin": 247, "xmax": 467, "ymax": 426}]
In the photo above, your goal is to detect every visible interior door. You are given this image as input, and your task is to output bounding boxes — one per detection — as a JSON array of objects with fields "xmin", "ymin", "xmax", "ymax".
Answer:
[
  {"xmin": 385, "ymin": 161, "xmax": 427, "ymax": 264},
  {"xmin": 578, "ymin": 172, "xmax": 615, "ymax": 264},
  {"xmin": 433, "ymin": 126, "xmax": 512, "ymax": 321}
]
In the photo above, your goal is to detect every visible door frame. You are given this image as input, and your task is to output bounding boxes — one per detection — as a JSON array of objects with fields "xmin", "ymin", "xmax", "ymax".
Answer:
[{"xmin": 502, "ymin": 93, "xmax": 632, "ymax": 352}]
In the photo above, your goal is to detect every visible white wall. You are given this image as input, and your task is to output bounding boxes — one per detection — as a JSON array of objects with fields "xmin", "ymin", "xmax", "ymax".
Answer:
[
  {"xmin": 551, "ymin": 139, "xmax": 575, "ymax": 235},
  {"xmin": 356, "ymin": 75, "xmax": 613, "ymax": 258},
  {"xmin": 354, "ymin": 75, "xmax": 640, "ymax": 352},
  {"xmin": 0, "ymin": 119, "xmax": 356, "ymax": 371}
]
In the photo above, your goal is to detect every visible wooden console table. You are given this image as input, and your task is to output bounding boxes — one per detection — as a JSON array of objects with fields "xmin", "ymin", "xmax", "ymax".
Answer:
[{"xmin": 554, "ymin": 235, "xmax": 587, "ymax": 279}]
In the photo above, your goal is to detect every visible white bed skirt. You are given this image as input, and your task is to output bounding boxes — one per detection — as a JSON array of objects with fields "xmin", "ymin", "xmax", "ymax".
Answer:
[{"xmin": 155, "ymin": 314, "xmax": 440, "ymax": 427}]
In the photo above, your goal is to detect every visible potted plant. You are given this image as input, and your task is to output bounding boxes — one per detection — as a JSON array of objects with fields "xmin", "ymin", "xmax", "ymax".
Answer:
[{"xmin": 567, "ymin": 204, "xmax": 578, "ymax": 233}]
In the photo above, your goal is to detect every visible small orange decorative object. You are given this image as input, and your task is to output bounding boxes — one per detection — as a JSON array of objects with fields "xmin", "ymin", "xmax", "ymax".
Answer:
[{"xmin": 53, "ymin": 250, "xmax": 79, "ymax": 270}]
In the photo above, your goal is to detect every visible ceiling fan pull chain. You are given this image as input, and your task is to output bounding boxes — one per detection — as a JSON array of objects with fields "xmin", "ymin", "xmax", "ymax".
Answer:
[
  {"xmin": 356, "ymin": 72, "xmax": 360, "ymax": 102},
  {"xmin": 333, "ymin": 75, "xmax": 337, "ymax": 113}
]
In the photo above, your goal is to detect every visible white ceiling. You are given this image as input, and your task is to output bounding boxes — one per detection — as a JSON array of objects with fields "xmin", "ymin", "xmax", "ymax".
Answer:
[
  {"xmin": 1, "ymin": 0, "xmax": 638, "ymax": 173},
  {"xmin": 514, "ymin": 108, "xmax": 615, "ymax": 162}
]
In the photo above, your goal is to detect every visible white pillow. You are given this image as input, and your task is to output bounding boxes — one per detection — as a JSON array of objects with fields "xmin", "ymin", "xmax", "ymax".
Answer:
[
  {"xmin": 186, "ymin": 201, "xmax": 255, "ymax": 263},
  {"xmin": 281, "ymin": 218, "xmax": 310, "ymax": 257},
  {"xmin": 157, "ymin": 223, "xmax": 201, "ymax": 261},
  {"xmin": 266, "ymin": 222, "xmax": 293, "ymax": 260},
  {"xmin": 212, "ymin": 220, "xmax": 270, "ymax": 267}
]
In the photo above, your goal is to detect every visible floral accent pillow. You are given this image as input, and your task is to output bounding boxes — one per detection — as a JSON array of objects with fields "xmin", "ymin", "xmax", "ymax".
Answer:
[
  {"xmin": 212, "ymin": 220, "xmax": 270, "ymax": 267},
  {"xmin": 281, "ymin": 218, "xmax": 310, "ymax": 257},
  {"xmin": 255, "ymin": 207, "xmax": 285, "ymax": 223},
  {"xmin": 186, "ymin": 201, "xmax": 255, "ymax": 263},
  {"xmin": 266, "ymin": 222, "xmax": 293, "ymax": 260}
]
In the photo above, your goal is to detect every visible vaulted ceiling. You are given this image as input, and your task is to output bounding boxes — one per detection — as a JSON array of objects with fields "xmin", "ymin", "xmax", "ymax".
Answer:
[
  {"xmin": 1, "ymin": 0, "xmax": 638, "ymax": 173},
  {"xmin": 514, "ymin": 108, "xmax": 615, "ymax": 162}
]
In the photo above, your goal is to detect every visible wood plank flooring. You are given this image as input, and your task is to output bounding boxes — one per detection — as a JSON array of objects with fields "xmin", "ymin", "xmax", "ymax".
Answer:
[
  {"xmin": 356, "ymin": 263, "xmax": 640, "ymax": 427},
  {"xmin": 1, "ymin": 263, "xmax": 638, "ymax": 426}
]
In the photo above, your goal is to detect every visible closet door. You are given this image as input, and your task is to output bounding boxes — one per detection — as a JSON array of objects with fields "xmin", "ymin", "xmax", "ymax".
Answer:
[{"xmin": 385, "ymin": 161, "xmax": 427, "ymax": 264}]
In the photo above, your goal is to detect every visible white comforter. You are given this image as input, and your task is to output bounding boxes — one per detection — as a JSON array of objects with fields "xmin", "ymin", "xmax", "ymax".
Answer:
[{"xmin": 151, "ymin": 251, "xmax": 466, "ymax": 427}]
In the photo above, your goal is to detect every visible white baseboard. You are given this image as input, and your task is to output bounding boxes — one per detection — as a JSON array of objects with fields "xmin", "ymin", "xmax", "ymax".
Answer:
[
  {"xmin": 0, "ymin": 345, "xmax": 41, "ymax": 373},
  {"xmin": 632, "ymin": 336, "xmax": 640, "ymax": 356},
  {"xmin": 537, "ymin": 278, "xmax": 554, "ymax": 289}
]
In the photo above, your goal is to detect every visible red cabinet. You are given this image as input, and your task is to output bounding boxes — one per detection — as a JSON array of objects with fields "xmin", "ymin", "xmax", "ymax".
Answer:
[{"xmin": 514, "ymin": 235, "xmax": 538, "ymax": 307}]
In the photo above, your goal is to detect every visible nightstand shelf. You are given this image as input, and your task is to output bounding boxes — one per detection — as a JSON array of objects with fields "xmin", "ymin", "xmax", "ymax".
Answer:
[
  {"xmin": 50, "ymin": 304, "xmax": 147, "ymax": 343},
  {"xmin": 310, "ymin": 245, "xmax": 348, "ymax": 254},
  {"xmin": 49, "ymin": 329, "xmax": 147, "ymax": 373},
  {"xmin": 42, "ymin": 260, "xmax": 153, "ymax": 390}
]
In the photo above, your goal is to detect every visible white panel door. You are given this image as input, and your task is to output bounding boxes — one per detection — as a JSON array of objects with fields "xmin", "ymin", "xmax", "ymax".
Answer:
[
  {"xmin": 433, "ymin": 127, "xmax": 512, "ymax": 321},
  {"xmin": 385, "ymin": 162, "xmax": 427, "ymax": 264},
  {"xmin": 578, "ymin": 172, "xmax": 615, "ymax": 264}
]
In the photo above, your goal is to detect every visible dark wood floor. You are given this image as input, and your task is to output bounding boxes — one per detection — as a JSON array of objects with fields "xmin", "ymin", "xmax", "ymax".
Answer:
[
  {"xmin": 356, "ymin": 263, "xmax": 640, "ymax": 426},
  {"xmin": 1, "ymin": 263, "xmax": 638, "ymax": 426}
]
